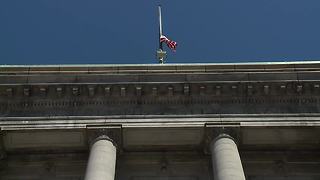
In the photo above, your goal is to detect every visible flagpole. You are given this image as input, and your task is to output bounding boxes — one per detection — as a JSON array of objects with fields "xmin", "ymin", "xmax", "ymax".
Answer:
[
  {"xmin": 158, "ymin": 5, "xmax": 163, "ymax": 51},
  {"xmin": 157, "ymin": 5, "xmax": 166, "ymax": 64}
]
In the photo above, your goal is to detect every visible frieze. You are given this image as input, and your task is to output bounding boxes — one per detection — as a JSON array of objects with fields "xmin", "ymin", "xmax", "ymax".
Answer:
[
  {"xmin": 0, "ymin": 97, "xmax": 318, "ymax": 107},
  {"xmin": 0, "ymin": 82, "xmax": 318, "ymax": 98},
  {"xmin": 0, "ymin": 95, "xmax": 319, "ymax": 116}
]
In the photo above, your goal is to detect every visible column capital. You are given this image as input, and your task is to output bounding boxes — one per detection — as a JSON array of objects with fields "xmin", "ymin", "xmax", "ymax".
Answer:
[
  {"xmin": 212, "ymin": 133, "xmax": 235, "ymax": 144},
  {"xmin": 90, "ymin": 135, "xmax": 116, "ymax": 148},
  {"xmin": 204, "ymin": 127, "xmax": 241, "ymax": 154},
  {"xmin": 209, "ymin": 127, "xmax": 240, "ymax": 142},
  {"xmin": 87, "ymin": 126, "xmax": 121, "ymax": 151}
]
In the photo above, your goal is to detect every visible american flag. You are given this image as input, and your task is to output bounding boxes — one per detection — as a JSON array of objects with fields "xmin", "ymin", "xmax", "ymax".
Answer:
[{"xmin": 160, "ymin": 35, "xmax": 177, "ymax": 51}]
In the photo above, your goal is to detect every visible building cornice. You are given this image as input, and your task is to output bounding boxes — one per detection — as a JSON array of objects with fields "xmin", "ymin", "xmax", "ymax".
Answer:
[
  {"xmin": 1, "ymin": 61, "xmax": 320, "ymax": 74},
  {"xmin": 1, "ymin": 61, "xmax": 320, "ymax": 117}
]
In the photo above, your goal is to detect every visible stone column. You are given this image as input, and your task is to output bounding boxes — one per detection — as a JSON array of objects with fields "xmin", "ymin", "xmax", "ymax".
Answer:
[
  {"xmin": 84, "ymin": 135, "xmax": 117, "ymax": 180},
  {"xmin": 0, "ymin": 131, "xmax": 6, "ymax": 160},
  {"xmin": 210, "ymin": 134, "xmax": 246, "ymax": 180}
]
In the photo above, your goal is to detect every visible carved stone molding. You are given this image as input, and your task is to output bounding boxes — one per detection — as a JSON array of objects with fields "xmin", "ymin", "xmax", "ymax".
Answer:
[{"xmin": 0, "ymin": 81, "xmax": 319, "ymax": 99}]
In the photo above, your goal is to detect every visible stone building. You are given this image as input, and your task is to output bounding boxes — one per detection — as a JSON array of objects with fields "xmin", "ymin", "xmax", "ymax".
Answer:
[{"xmin": 0, "ymin": 62, "xmax": 320, "ymax": 180}]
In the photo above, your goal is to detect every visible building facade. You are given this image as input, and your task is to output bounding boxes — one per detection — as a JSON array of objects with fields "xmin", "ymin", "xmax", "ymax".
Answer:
[{"xmin": 0, "ymin": 62, "xmax": 320, "ymax": 180}]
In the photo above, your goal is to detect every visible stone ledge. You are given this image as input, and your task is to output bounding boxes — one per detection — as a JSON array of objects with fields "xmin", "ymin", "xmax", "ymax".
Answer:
[
  {"xmin": 1, "ymin": 114, "xmax": 320, "ymax": 130},
  {"xmin": 1, "ymin": 61, "xmax": 320, "ymax": 74}
]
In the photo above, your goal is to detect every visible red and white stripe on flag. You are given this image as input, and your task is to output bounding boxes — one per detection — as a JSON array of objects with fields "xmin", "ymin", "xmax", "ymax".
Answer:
[{"xmin": 160, "ymin": 35, "xmax": 177, "ymax": 51}]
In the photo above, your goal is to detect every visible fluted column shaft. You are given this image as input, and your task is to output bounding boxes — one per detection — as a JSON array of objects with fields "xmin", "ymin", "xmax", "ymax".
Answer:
[
  {"xmin": 84, "ymin": 136, "xmax": 116, "ymax": 180},
  {"xmin": 210, "ymin": 134, "xmax": 246, "ymax": 180}
]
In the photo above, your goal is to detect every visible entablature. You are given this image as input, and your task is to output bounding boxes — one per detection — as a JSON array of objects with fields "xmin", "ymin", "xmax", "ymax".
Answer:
[{"xmin": 2, "ymin": 62, "xmax": 320, "ymax": 116}]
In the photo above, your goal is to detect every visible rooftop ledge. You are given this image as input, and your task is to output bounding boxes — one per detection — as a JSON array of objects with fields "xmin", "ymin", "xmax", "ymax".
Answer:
[
  {"xmin": 1, "ymin": 60, "xmax": 320, "ymax": 67},
  {"xmin": 1, "ymin": 60, "xmax": 320, "ymax": 74}
]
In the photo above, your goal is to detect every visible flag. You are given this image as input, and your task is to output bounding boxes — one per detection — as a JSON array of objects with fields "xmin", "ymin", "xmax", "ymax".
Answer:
[{"xmin": 160, "ymin": 35, "xmax": 177, "ymax": 52}]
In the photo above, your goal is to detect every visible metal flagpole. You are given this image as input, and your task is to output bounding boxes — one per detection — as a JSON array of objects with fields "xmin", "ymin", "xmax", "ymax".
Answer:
[
  {"xmin": 157, "ymin": 5, "xmax": 166, "ymax": 64},
  {"xmin": 159, "ymin": 5, "xmax": 163, "ymax": 51}
]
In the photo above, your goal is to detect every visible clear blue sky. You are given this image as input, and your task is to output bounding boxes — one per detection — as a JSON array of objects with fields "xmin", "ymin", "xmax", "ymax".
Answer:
[{"xmin": 1, "ymin": 0, "xmax": 320, "ymax": 64}]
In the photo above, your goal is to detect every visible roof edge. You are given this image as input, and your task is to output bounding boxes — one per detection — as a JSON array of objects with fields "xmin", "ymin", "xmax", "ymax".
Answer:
[{"xmin": 1, "ymin": 60, "xmax": 320, "ymax": 68}]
